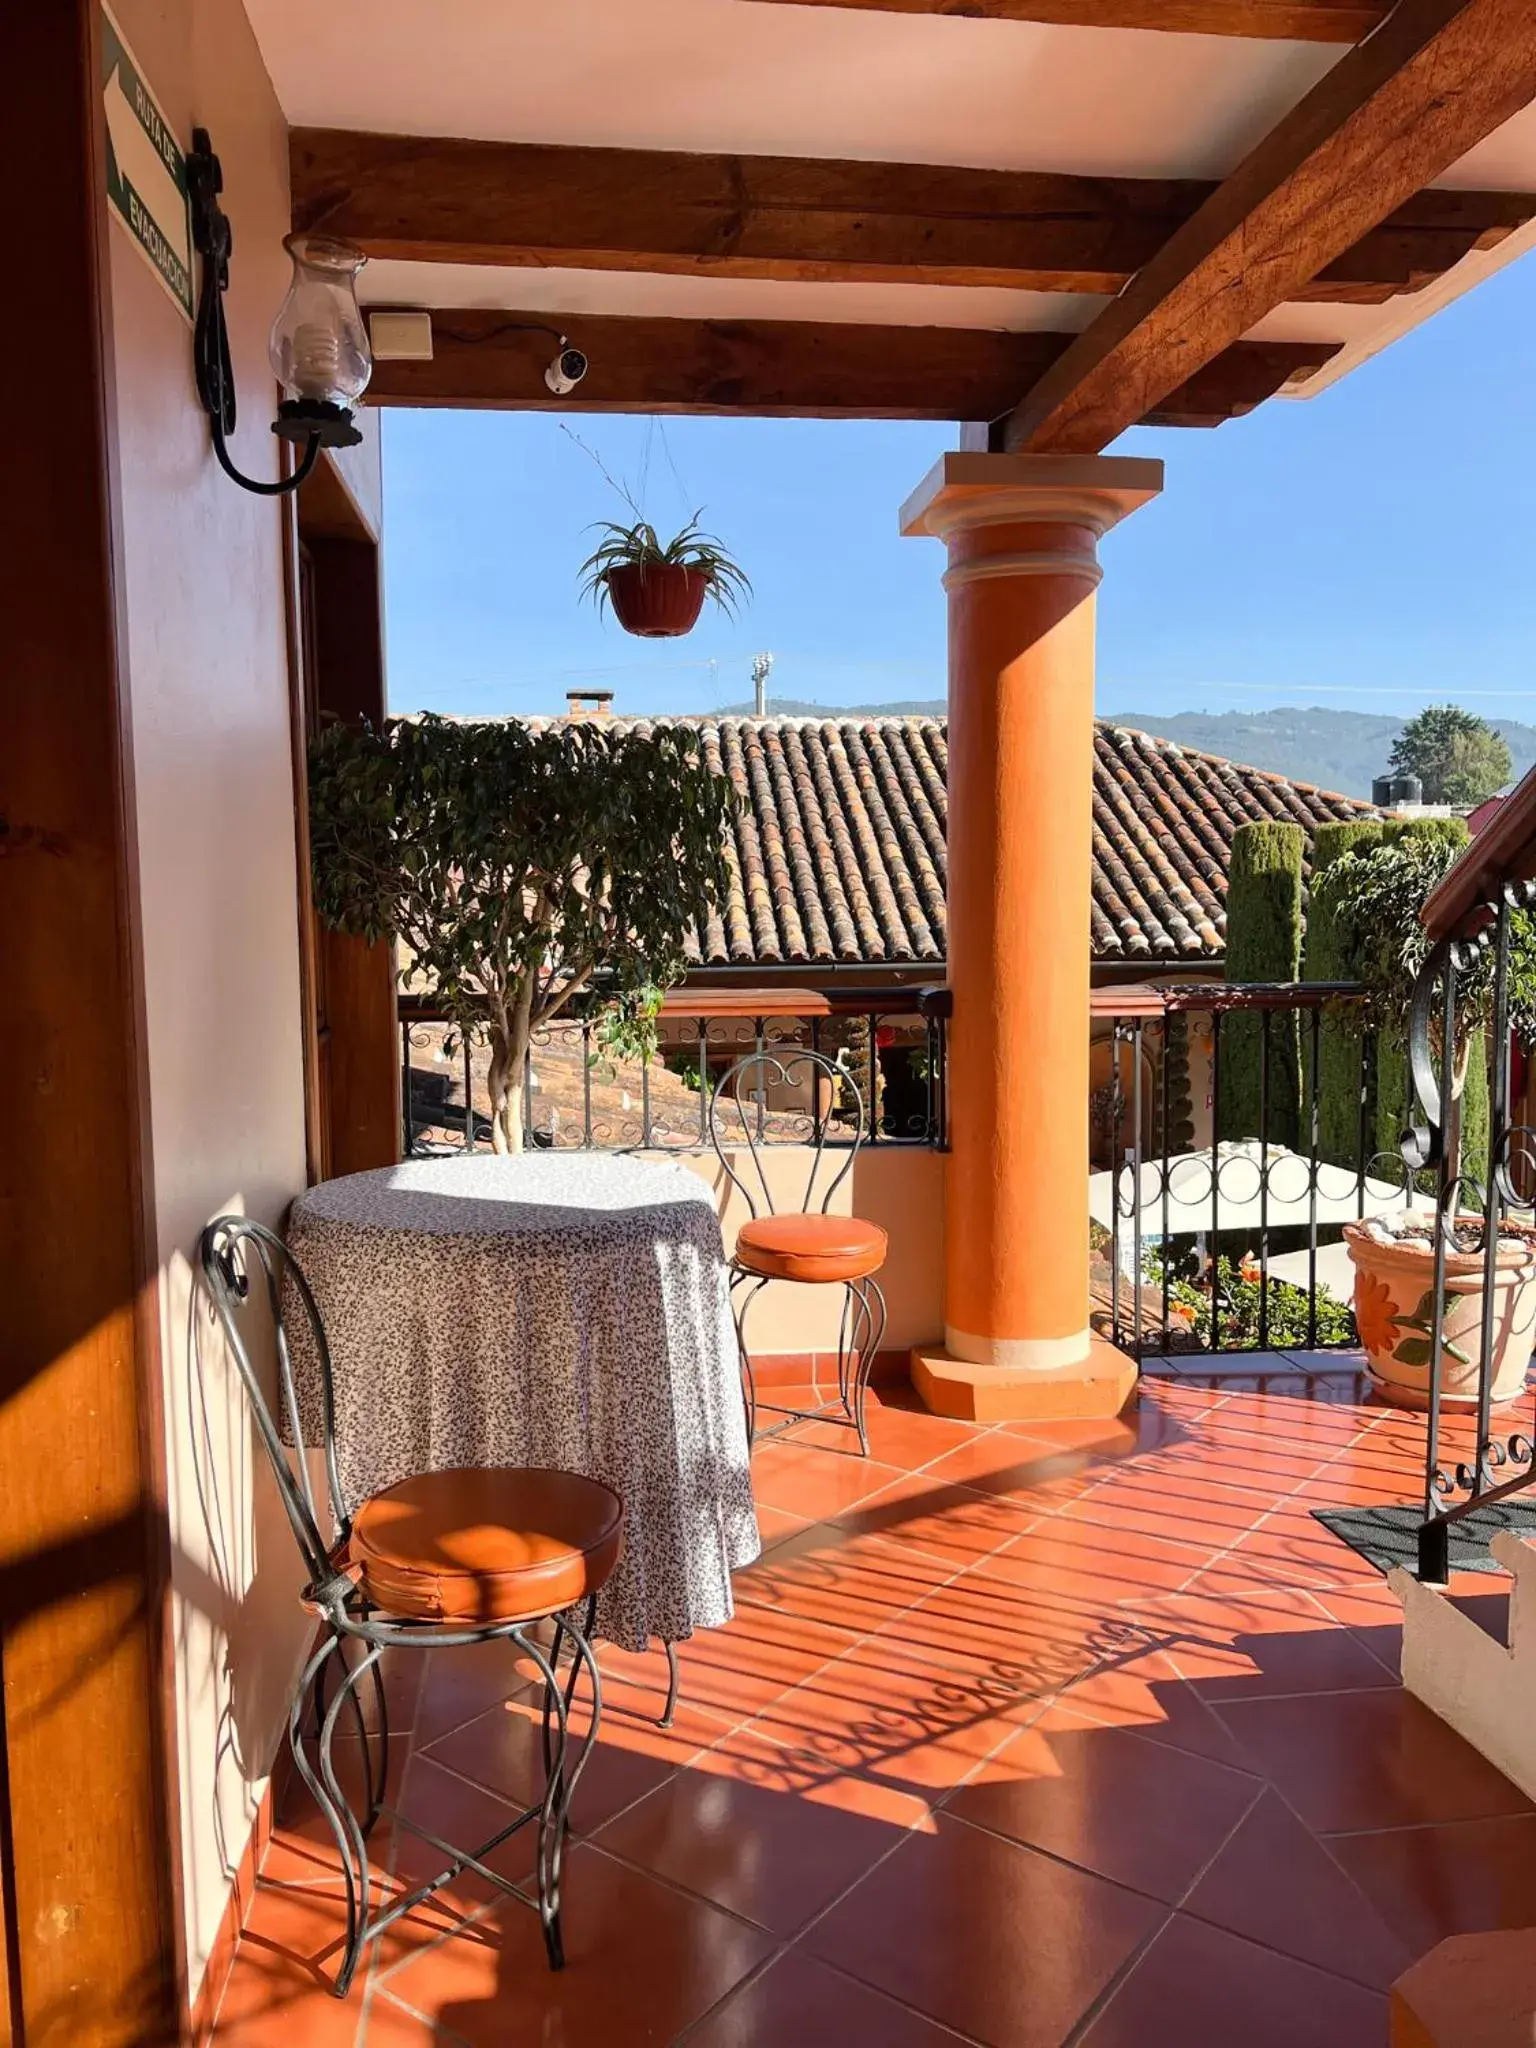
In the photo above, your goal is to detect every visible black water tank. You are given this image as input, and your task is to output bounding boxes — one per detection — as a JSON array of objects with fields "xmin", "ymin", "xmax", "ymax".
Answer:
[{"xmin": 1372, "ymin": 772, "xmax": 1423, "ymax": 807}]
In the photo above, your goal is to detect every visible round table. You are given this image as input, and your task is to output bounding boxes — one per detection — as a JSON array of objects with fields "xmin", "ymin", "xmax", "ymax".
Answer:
[{"xmin": 283, "ymin": 1153, "xmax": 760, "ymax": 1652}]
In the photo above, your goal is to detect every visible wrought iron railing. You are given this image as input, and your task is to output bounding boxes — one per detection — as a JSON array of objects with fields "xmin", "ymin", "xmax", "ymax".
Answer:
[
  {"xmin": 398, "ymin": 984, "xmax": 950, "ymax": 1157},
  {"xmin": 1405, "ymin": 774, "xmax": 1536, "ymax": 1581},
  {"xmin": 1096, "ymin": 980, "xmax": 1407, "ymax": 1359}
]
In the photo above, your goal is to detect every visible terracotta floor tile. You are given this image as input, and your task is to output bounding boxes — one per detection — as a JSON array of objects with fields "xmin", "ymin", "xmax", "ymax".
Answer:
[
  {"xmin": 1077, "ymin": 1912, "xmax": 1386, "ymax": 2048},
  {"xmin": 1001, "ymin": 1403, "xmax": 1199, "ymax": 1466},
  {"xmin": 1145, "ymin": 1587, "xmax": 1399, "ymax": 1700},
  {"xmin": 377, "ymin": 1845, "xmax": 773, "ymax": 2047},
  {"xmin": 746, "ymin": 1441, "xmax": 906, "ymax": 1519},
  {"xmin": 1129, "ymin": 1428, "xmax": 1329, "ymax": 1494},
  {"xmin": 1279, "ymin": 1348, "xmax": 1370, "ymax": 1375},
  {"xmin": 949, "ymin": 1706, "xmax": 1261, "ymax": 1903},
  {"xmin": 361, "ymin": 1991, "xmax": 465, "ymax": 2043},
  {"xmin": 322, "ymin": 1645, "xmax": 426, "ymax": 1745},
  {"xmin": 211, "ymin": 1902, "xmax": 364, "ymax": 2043},
  {"xmin": 915, "ymin": 1432, "xmax": 1106, "ymax": 1509},
  {"xmin": 1201, "ymin": 1387, "xmax": 1372, "ymax": 1445},
  {"xmin": 1185, "ymin": 1507, "xmax": 1390, "ymax": 1599},
  {"xmin": 413, "ymin": 1637, "xmax": 541, "ymax": 1747},
  {"xmin": 805, "ymin": 1812, "xmax": 1164, "ymax": 2048},
  {"xmin": 733, "ymin": 1520, "xmax": 956, "ymax": 1634},
  {"xmin": 831, "ymin": 1470, "xmax": 1040, "ymax": 1566},
  {"xmin": 890, "ymin": 1569, "xmax": 1158, "ymax": 1710},
  {"xmin": 385, "ymin": 1753, "xmax": 539, "ymax": 1904},
  {"xmin": 1058, "ymin": 1646, "xmax": 1260, "ymax": 1774},
  {"xmin": 594, "ymin": 1726, "xmax": 912, "ymax": 1933},
  {"xmin": 783, "ymin": 1400, "xmax": 981, "ymax": 1469},
  {"xmin": 1308, "ymin": 1581, "xmax": 1405, "ymax": 1677},
  {"xmin": 211, "ymin": 1875, "xmax": 441, "ymax": 2041},
  {"xmin": 1181, "ymin": 1788, "xmax": 1412, "ymax": 1990},
  {"xmin": 673, "ymin": 1601, "xmax": 859, "ymax": 1721},
  {"xmin": 1329, "ymin": 1812, "xmax": 1536, "ymax": 1955},
  {"xmin": 266, "ymin": 1737, "xmax": 410, "ymax": 1887},
  {"xmin": 215, "ymin": 1374, "xmax": 1533, "ymax": 2047},
  {"xmin": 1214, "ymin": 1686, "xmax": 1536, "ymax": 1832},
  {"xmin": 1056, "ymin": 1464, "xmax": 1282, "ymax": 1546},
  {"xmin": 418, "ymin": 1682, "xmax": 729, "ymax": 1839},
  {"xmin": 683, "ymin": 1949, "xmax": 966, "ymax": 2047},
  {"xmin": 981, "ymin": 1514, "xmax": 1210, "ymax": 1603},
  {"xmin": 745, "ymin": 1628, "xmax": 1042, "ymax": 1800},
  {"xmin": 752, "ymin": 1502, "xmax": 813, "ymax": 1549}
]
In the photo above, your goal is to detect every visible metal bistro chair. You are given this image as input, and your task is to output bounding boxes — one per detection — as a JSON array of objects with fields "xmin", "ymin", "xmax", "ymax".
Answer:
[
  {"xmin": 710, "ymin": 1048, "xmax": 889, "ymax": 1455},
  {"xmin": 198, "ymin": 1216, "xmax": 623, "ymax": 1996}
]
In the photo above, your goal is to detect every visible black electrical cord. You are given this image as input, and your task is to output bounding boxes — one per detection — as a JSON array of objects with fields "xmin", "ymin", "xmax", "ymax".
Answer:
[
  {"xmin": 433, "ymin": 318, "xmax": 570, "ymax": 349},
  {"xmin": 188, "ymin": 130, "xmax": 320, "ymax": 497}
]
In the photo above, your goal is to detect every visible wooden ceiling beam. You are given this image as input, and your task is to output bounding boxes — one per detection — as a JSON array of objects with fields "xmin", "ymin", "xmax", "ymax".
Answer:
[
  {"xmin": 290, "ymin": 128, "xmax": 1533, "ymax": 304},
  {"xmin": 364, "ymin": 307, "xmax": 1337, "ymax": 423},
  {"xmin": 739, "ymin": 0, "xmax": 1387, "ymax": 40},
  {"xmin": 1006, "ymin": 0, "xmax": 1536, "ymax": 452}
]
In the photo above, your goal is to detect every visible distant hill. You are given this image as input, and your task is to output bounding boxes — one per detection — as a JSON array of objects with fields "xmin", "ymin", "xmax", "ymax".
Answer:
[
  {"xmin": 717, "ymin": 697, "xmax": 945, "ymax": 720},
  {"xmin": 1100, "ymin": 708, "xmax": 1536, "ymax": 800},
  {"xmin": 716, "ymin": 698, "xmax": 1536, "ymax": 801}
]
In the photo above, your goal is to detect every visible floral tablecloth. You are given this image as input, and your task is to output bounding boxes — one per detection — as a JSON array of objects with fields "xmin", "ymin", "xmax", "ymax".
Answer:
[{"xmin": 284, "ymin": 1153, "xmax": 759, "ymax": 1651}]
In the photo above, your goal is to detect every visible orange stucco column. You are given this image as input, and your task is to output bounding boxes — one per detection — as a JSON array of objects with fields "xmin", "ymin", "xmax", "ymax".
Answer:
[{"xmin": 902, "ymin": 454, "xmax": 1162, "ymax": 1404}]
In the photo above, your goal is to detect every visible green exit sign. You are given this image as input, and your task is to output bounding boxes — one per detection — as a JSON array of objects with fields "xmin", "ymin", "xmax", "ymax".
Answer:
[{"xmin": 101, "ymin": 5, "xmax": 193, "ymax": 323}]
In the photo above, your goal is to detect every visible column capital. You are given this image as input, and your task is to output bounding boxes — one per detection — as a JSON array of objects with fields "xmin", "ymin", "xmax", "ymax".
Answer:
[{"xmin": 900, "ymin": 451, "xmax": 1163, "ymax": 545}]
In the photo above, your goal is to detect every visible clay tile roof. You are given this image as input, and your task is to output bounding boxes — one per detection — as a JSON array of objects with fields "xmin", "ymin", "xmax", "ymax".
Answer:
[{"xmin": 561, "ymin": 714, "xmax": 1375, "ymax": 968}]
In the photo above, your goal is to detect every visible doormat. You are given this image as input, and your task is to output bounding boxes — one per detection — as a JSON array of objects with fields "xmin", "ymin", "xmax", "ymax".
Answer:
[{"xmin": 1311, "ymin": 1498, "xmax": 1536, "ymax": 1576}]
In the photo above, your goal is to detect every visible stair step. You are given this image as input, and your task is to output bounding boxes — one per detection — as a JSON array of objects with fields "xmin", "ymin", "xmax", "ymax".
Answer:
[{"xmin": 1446, "ymin": 1588, "xmax": 1512, "ymax": 1649}]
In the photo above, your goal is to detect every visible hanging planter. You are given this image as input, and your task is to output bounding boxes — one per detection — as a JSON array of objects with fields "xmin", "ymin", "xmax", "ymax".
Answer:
[{"xmin": 579, "ymin": 518, "xmax": 751, "ymax": 640}]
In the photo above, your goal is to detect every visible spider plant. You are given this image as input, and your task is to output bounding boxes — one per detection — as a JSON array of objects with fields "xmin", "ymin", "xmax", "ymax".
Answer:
[{"xmin": 578, "ymin": 515, "xmax": 752, "ymax": 618}]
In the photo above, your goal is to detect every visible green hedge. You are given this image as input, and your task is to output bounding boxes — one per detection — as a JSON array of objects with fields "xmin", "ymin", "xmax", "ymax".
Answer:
[
  {"xmin": 1304, "ymin": 818, "xmax": 1383, "ymax": 1167},
  {"xmin": 1219, "ymin": 821, "xmax": 1304, "ymax": 1147}
]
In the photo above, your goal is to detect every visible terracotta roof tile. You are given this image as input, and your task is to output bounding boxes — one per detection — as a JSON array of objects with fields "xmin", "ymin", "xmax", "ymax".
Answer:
[{"xmin": 592, "ymin": 715, "xmax": 1374, "ymax": 968}]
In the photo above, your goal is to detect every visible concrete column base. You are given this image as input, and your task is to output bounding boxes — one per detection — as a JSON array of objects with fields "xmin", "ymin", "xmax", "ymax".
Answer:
[{"xmin": 908, "ymin": 1333, "xmax": 1138, "ymax": 1423}]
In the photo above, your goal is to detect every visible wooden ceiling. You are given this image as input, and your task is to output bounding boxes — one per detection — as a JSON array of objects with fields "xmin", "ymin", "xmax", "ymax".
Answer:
[{"xmin": 300, "ymin": 0, "xmax": 1536, "ymax": 442}]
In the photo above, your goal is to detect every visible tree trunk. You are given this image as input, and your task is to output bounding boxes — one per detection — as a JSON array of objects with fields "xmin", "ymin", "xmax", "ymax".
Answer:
[{"xmin": 486, "ymin": 980, "xmax": 535, "ymax": 1154}]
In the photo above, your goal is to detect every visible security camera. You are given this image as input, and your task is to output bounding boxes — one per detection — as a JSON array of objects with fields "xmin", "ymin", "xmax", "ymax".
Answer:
[{"xmin": 545, "ymin": 341, "xmax": 588, "ymax": 396}]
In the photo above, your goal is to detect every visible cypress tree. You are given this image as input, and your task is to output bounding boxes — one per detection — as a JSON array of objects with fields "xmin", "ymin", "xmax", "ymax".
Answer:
[
  {"xmin": 1304, "ymin": 818, "xmax": 1383, "ymax": 1168},
  {"xmin": 1218, "ymin": 821, "xmax": 1305, "ymax": 1146}
]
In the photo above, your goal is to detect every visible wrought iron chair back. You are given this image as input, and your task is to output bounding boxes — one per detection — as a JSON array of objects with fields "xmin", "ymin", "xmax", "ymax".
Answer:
[
  {"xmin": 199, "ymin": 1214, "xmax": 350, "ymax": 1593},
  {"xmin": 707, "ymin": 1047, "xmax": 863, "ymax": 1219},
  {"xmin": 197, "ymin": 1212, "xmax": 605, "ymax": 1993}
]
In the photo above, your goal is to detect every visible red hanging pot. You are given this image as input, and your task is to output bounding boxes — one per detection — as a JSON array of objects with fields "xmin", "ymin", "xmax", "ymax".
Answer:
[{"xmin": 604, "ymin": 563, "xmax": 711, "ymax": 639}]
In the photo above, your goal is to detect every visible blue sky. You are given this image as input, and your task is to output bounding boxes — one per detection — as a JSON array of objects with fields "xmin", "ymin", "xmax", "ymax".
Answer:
[{"xmin": 380, "ymin": 251, "xmax": 1536, "ymax": 725}]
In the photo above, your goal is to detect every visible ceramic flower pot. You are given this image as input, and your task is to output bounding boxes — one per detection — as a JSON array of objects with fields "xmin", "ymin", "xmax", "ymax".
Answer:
[
  {"xmin": 604, "ymin": 563, "xmax": 711, "ymax": 638},
  {"xmin": 1344, "ymin": 1218, "xmax": 1536, "ymax": 1410}
]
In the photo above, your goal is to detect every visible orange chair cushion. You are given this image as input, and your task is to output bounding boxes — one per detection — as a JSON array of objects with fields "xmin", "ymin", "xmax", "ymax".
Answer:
[
  {"xmin": 346, "ymin": 1467, "xmax": 623, "ymax": 1625},
  {"xmin": 735, "ymin": 1213, "xmax": 888, "ymax": 1284}
]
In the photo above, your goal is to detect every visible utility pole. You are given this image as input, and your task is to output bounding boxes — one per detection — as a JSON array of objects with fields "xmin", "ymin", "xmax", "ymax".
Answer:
[{"xmin": 751, "ymin": 650, "xmax": 774, "ymax": 718}]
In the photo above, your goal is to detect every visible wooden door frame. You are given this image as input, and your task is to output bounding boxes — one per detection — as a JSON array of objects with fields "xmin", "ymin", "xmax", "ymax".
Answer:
[
  {"xmin": 0, "ymin": 4, "xmax": 184, "ymax": 2042},
  {"xmin": 293, "ymin": 455, "xmax": 402, "ymax": 1178}
]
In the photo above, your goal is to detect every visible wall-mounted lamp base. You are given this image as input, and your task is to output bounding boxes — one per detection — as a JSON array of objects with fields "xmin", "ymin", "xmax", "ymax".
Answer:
[{"xmin": 275, "ymin": 399, "xmax": 362, "ymax": 449}]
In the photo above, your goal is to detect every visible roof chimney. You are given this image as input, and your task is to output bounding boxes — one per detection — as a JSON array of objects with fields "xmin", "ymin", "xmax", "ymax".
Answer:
[{"xmin": 566, "ymin": 688, "xmax": 613, "ymax": 723}]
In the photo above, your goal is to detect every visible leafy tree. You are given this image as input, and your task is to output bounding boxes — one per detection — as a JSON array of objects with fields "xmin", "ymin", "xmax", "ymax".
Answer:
[
  {"xmin": 1389, "ymin": 705, "xmax": 1512, "ymax": 805},
  {"xmin": 308, "ymin": 715, "xmax": 735, "ymax": 1152},
  {"xmin": 1311, "ymin": 833, "xmax": 1536, "ymax": 1180}
]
